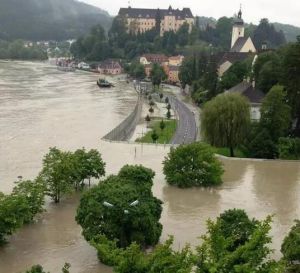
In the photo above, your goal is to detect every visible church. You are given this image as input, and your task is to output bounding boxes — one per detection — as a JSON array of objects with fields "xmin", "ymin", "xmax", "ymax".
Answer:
[{"xmin": 218, "ymin": 8, "xmax": 256, "ymax": 77}]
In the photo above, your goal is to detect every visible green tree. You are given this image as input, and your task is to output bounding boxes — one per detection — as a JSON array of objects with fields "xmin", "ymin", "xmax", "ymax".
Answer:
[
  {"xmin": 281, "ymin": 220, "xmax": 300, "ymax": 273},
  {"xmin": 160, "ymin": 120, "xmax": 166, "ymax": 133},
  {"xmin": 177, "ymin": 23, "xmax": 190, "ymax": 47},
  {"xmin": 150, "ymin": 63, "xmax": 167, "ymax": 88},
  {"xmin": 151, "ymin": 130, "xmax": 159, "ymax": 143},
  {"xmin": 280, "ymin": 38, "xmax": 300, "ymax": 136},
  {"xmin": 12, "ymin": 179, "xmax": 45, "ymax": 222},
  {"xmin": 72, "ymin": 148, "xmax": 105, "ymax": 188},
  {"xmin": 201, "ymin": 93, "xmax": 251, "ymax": 157},
  {"xmin": 196, "ymin": 214, "xmax": 283, "ymax": 273},
  {"xmin": 39, "ymin": 148, "xmax": 74, "ymax": 203},
  {"xmin": 260, "ymin": 85, "xmax": 291, "ymax": 142},
  {"xmin": 76, "ymin": 165, "xmax": 162, "ymax": 251},
  {"xmin": 278, "ymin": 137, "xmax": 300, "ymax": 160},
  {"xmin": 163, "ymin": 142, "xmax": 224, "ymax": 188}
]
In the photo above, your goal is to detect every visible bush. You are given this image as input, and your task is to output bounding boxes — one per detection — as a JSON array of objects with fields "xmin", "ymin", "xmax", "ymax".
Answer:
[
  {"xmin": 163, "ymin": 142, "xmax": 224, "ymax": 188},
  {"xmin": 278, "ymin": 138, "xmax": 300, "ymax": 160}
]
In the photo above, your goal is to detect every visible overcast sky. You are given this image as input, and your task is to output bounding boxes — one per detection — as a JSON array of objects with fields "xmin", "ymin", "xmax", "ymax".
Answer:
[{"xmin": 80, "ymin": 0, "xmax": 300, "ymax": 27}]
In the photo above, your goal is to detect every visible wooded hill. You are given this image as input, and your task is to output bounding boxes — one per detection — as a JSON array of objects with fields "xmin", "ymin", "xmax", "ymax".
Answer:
[{"xmin": 0, "ymin": 0, "xmax": 112, "ymax": 41}]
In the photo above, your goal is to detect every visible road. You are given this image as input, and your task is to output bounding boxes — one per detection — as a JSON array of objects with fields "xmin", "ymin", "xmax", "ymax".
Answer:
[{"xmin": 169, "ymin": 95, "xmax": 197, "ymax": 145}]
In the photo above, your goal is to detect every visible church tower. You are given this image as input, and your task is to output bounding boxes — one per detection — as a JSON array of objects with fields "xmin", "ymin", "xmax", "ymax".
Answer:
[{"xmin": 231, "ymin": 8, "xmax": 245, "ymax": 48}]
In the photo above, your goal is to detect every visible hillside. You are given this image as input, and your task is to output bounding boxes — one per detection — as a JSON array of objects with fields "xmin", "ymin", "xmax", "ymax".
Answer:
[
  {"xmin": 273, "ymin": 23, "xmax": 300, "ymax": 42},
  {"xmin": 0, "ymin": 0, "xmax": 112, "ymax": 41}
]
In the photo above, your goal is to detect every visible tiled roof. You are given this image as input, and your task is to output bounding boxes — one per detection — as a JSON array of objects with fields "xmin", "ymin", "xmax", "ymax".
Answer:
[
  {"xmin": 141, "ymin": 54, "xmax": 169, "ymax": 63},
  {"xmin": 99, "ymin": 60, "xmax": 122, "ymax": 69},
  {"xmin": 118, "ymin": 7, "xmax": 194, "ymax": 19},
  {"xmin": 218, "ymin": 52, "xmax": 254, "ymax": 66},
  {"xmin": 226, "ymin": 81, "xmax": 265, "ymax": 104},
  {"xmin": 230, "ymin": 37, "xmax": 249, "ymax": 52}
]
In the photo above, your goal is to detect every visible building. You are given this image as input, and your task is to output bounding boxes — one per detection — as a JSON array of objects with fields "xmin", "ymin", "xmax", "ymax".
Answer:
[
  {"xmin": 140, "ymin": 54, "xmax": 169, "ymax": 65},
  {"xmin": 226, "ymin": 81, "xmax": 265, "ymax": 120},
  {"xmin": 168, "ymin": 65, "xmax": 180, "ymax": 84},
  {"xmin": 230, "ymin": 9, "xmax": 256, "ymax": 53},
  {"xmin": 217, "ymin": 52, "xmax": 255, "ymax": 77},
  {"xmin": 168, "ymin": 55, "xmax": 184, "ymax": 66},
  {"xmin": 217, "ymin": 8, "xmax": 257, "ymax": 77},
  {"xmin": 98, "ymin": 60, "xmax": 123, "ymax": 75},
  {"xmin": 118, "ymin": 6, "xmax": 195, "ymax": 36}
]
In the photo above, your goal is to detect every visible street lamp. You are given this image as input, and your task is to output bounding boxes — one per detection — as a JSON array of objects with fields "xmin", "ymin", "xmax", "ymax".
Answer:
[{"xmin": 103, "ymin": 199, "xmax": 139, "ymax": 214}]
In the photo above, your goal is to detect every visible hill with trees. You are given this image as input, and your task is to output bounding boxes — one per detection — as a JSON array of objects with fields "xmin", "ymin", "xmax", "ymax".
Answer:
[{"xmin": 0, "ymin": 0, "xmax": 112, "ymax": 41}]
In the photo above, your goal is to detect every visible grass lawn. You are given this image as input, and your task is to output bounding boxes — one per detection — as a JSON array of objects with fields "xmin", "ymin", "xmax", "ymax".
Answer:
[
  {"xmin": 136, "ymin": 119, "xmax": 177, "ymax": 144},
  {"xmin": 213, "ymin": 147, "xmax": 247, "ymax": 158}
]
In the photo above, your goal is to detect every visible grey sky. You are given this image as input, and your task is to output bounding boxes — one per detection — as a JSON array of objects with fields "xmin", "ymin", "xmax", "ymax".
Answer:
[{"xmin": 80, "ymin": 0, "xmax": 300, "ymax": 27}]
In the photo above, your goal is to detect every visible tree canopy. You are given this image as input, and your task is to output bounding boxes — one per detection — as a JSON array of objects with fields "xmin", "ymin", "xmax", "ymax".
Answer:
[
  {"xmin": 163, "ymin": 142, "xmax": 224, "ymax": 188},
  {"xmin": 76, "ymin": 165, "xmax": 162, "ymax": 259},
  {"xmin": 201, "ymin": 93, "xmax": 251, "ymax": 157}
]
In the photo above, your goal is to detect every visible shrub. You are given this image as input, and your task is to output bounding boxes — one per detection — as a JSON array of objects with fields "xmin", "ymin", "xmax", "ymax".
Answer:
[{"xmin": 278, "ymin": 138, "xmax": 300, "ymax": 160}]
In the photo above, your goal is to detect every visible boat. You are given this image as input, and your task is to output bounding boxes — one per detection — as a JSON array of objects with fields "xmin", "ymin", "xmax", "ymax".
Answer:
[{"xmin": 97, "ymin": 78, "xmax": 114, "ymax": 88}]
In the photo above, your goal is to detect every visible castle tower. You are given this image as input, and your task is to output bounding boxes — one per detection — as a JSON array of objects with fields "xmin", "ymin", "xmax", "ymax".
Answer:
[{"xmin": 231, "ymin": 8, "xmax": 245, "ymax": 48}]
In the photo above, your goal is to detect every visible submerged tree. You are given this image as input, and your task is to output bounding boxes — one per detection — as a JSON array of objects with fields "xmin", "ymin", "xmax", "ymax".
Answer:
[{"xmin": 163, "ymin": 142, "xmax": 224, "ymax": 188}]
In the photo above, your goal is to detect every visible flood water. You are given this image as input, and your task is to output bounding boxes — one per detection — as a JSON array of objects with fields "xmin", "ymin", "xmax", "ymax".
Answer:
[{"xmin": 0, "ymin": 61, "xmax": 300, "ymax": 273}]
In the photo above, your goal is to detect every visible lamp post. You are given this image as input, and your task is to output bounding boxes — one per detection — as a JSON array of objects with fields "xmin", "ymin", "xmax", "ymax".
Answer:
[{"xmin": 103, "ymin": 199, "xmax": 140, "ymax": 247}]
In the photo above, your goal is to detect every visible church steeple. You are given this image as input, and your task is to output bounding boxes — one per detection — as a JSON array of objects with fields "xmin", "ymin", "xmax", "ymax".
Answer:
[
  {"xmin": 231, "ymin": 6, "xmax": 245, "ymax": 48},
  {"xmin": 238, "ymin": 5, "xmax": 242, "ymax": 19}
]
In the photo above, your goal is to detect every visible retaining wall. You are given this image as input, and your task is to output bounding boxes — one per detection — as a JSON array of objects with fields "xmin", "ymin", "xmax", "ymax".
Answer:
[{"xmin": 102, "ymin": 95, "xmax": 143, "ymax": 141}]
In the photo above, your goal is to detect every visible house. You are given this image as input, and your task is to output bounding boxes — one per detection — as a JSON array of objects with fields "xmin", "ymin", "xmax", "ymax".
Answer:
[
  {"xmin": 168, "ymin": 65, "xmax": 180, "ymax": 84},
  {"xmin": 118, "ymin": 6, "xmax": 195, "ymax": 36},
  {"xmin": 226, "ymin": 81, "xmax": 265, "ymax": 120},
  {"xmin": 169, "ymin": 55, "xmax": 184, "ymax": 66},
  {"xmin": 217, "ymin": 52, "xmax": 254, "ymax": 77},
  {"xmin": 98, "ymin": 60, "xmax": 123, "ymax": 75},
  {"xmin": 140, "ymin": 54, "xmax": 169, "ymax": 65},
  {"xmin": 217, "ymin": 8, "xmax": 257, "ymax": 77}
]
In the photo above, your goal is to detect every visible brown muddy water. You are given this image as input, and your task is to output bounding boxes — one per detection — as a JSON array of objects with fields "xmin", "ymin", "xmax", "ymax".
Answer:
[{"xmin": 0, "ymin": 61, "xmax": 299, "ymax": 273}]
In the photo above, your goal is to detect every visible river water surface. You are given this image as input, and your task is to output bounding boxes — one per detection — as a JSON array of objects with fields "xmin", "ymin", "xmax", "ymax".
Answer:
[{"xmin": 0, "ymin": 61, "xmax": 299, "ymax": 273}]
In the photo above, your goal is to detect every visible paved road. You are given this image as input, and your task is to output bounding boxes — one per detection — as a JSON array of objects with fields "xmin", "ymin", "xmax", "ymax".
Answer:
[{"xmin": 169, "ymin": 96, "xmax": 197, "ymax": 145}]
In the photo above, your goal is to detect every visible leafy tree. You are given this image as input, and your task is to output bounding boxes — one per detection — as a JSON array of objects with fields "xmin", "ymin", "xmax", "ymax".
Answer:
[
  {"xmin": 76, "ymin": 165, "xmax": 162, "ymax": 251},
  {"xmin": 160, "ymin": 120, "xmax": 166, "ymax": 132},
  {"xmin": 260, "ymin": 85, "xmax": 291, "ymax": 141},
  {"xmin": 278, "ymin": 137, "xmax": 300, "ymax": 160},
  {"xmin": 39, "ymin": 147, "xmax": 74, "ymax": 203},
  {"xmin": 177, "ymin": 23, "xmax": 190, "ymax": 47},
  {"xmin": 163, "ymin": 142, "xmax": 224, "ymax": 188},
  {"xmin": 247, "ymin": 129, "xmax": 278, "ymax": 159},
  {"xmin": 150, "ymin": 63, "xmax": 167, "ymax": 88},
  {"xmin": 128, "ymin": 62, "xmax": 146, "ymax": 79},
  {"xmin": 149, "ymin": 107, "xmax": 154, "ymax": 114},
  {"xmin": 25, "ymin": 263, "xmax": 70, "ymax": 273},
  {"xmin": 253, "ymin": 18, "xmax": 286, "ymax": 50},
  {"xmin": 280, "ymin": 38, "xmax": 300, "ymax": 136},
  {"xmin": 196, "ymin": 214, "xmax": 283, "ymax": 273},
  {"xmin": 72, "ymin": 148, "xmax": 105, "ymax": 188},
  {"xmin": 12, "ymin": 179, "xmax": 45, "ymax": 222},
  {"xmin": 281, "ymin": 220, "xmax": 300, "ymax": 273},
  {"xmin": 145, "ymin": 115, "xmax": 151, "ymax": 122},
  {"xmin": 201, "ymin": 93, "xmax": 251, "ymax": 157},
  {"xmin": 151, "ymin": 130, "xmax": 159, "ymax": 143},
  {"xmin": 166, "ymin": 109, "xmax": 171, "ymax": 119}
]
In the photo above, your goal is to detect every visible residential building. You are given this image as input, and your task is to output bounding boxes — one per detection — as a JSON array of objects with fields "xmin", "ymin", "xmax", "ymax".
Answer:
[
  {"xmin": 98, "ymin": 60, "xmax": 123, "ymax": 75},
  {"xmin": 140, "ymin": 54, "xmax": 169, "ymax": 65},
  {"xmin": 168, "ymin": 55, "xmax": 184, "ymax": 66},
  {"xmin": 118, "ymin": 6, "xmax": 195, "ymax": 36},
  {"xmin": 168, "ymin": 65, "xmax": 180, "ymax": 84},
  {"xmin": 226, "ymin": 81, "xmax": 265, "ymax": 120}
]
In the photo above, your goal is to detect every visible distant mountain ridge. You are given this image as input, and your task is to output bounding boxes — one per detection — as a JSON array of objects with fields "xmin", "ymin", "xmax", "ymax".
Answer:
[{"xmin": 0, "ymin": 0, "xmax": 112, "ymax": 41}]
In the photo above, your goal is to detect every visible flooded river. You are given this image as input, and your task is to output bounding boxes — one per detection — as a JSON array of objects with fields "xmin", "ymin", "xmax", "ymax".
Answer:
[{"xmin": 0, "ymin": 61, "xmax": 299, "ymax": 273}]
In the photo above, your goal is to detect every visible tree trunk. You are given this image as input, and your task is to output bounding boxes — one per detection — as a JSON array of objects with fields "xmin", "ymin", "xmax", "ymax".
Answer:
[{"xmin": 230, "ymin": 146, "xmax": 235, "ymax": 157}]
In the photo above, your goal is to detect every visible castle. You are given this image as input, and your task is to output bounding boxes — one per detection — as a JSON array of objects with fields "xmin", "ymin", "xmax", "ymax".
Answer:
[{"xmin": 118, "ymin": 5, "xmax": 195, "ymax": 36}]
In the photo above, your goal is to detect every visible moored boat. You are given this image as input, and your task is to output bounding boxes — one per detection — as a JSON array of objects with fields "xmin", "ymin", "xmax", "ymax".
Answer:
[{"xmin": 97, "ymin": 78, "xmax": 114, "ymax": 88}]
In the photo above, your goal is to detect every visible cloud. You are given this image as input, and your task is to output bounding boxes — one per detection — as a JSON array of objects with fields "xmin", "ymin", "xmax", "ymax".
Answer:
[{"xmin": 80, "ymin": 0, "xmax": 300, "ymax": 27}]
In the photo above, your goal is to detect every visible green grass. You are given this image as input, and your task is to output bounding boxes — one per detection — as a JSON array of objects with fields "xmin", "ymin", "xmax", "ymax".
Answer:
[
  {"xmin": 213, "ymin": 147, "xmax": 247, "ymax": 158},
  {"xmin": 136, "ymin": 119, "xmax": 177, "ymax": 144}
]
